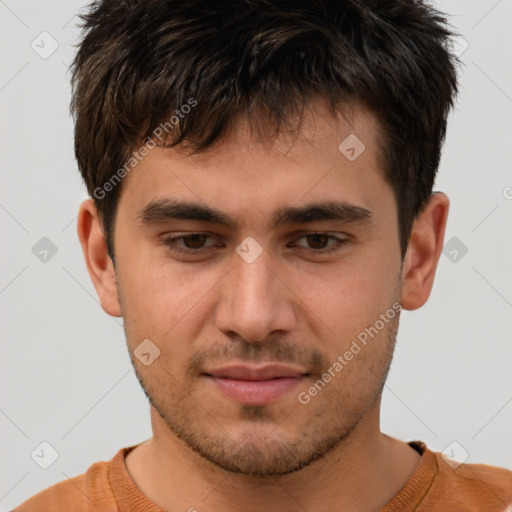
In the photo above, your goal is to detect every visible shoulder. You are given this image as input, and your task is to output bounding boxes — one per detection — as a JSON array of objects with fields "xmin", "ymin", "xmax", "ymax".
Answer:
[
  {"xmin": 12, "ymin": 450, "xmax": 123, "ymax": 512},
  {"xmin": 424, "ymin": 450, "xmax": 512, "ymax": 511}
]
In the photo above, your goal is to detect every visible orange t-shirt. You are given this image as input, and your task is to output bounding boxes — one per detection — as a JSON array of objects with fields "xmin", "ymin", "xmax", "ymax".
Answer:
[{"xmin": 13, "ymin": 441, "xmax": 512, "ymax": 511}]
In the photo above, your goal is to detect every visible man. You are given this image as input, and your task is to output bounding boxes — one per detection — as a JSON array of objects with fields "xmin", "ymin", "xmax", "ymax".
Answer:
[{"xmin": 14, "ymin": 0, "xmax": 512, "ymax": 510}]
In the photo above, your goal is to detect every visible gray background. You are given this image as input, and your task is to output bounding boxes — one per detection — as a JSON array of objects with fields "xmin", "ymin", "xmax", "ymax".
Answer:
[{"xmin": 1, "ymin": 0, "xmax": 511, "ymax": 509}]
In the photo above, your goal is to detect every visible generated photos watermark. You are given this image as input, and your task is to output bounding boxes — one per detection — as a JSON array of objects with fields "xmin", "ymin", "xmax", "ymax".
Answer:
[
  {"xmin": 298, "ymin": 301, "xmax": 401, "ymax": 405},
  {"xmin": 93, "ymin": 98, "xmax": 198, "ymax": 200}
]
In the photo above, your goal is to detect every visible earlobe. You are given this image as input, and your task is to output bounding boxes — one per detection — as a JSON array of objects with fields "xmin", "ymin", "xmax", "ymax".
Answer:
[
  {"xmin": 400, "ymin": 192, "xmax": 450, "ymax": 311},
  {"xmin": 77, "ymin": 198, "xmax": 122, "ymax": 317}
]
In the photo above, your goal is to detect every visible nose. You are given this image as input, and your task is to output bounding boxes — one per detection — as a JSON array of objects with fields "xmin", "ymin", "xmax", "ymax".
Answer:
[{"xmin": 215, "ymin": 244, "xmax": 296, "ymax": 343}]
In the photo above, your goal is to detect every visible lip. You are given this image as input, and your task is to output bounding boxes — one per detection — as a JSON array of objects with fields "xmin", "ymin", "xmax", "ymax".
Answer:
[
  {"xmin": 205, "ymin": 363, "xmax": 307, "ymax": 380},
  {"xmin": 203, "ymin": 364, "xmax": 308, "ymax": 405}
]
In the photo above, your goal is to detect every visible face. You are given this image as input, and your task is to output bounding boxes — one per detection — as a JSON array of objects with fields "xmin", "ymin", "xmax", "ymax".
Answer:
[{"xmin": 112, "ymin": 99, "xmax": 404, "ymax": 476}]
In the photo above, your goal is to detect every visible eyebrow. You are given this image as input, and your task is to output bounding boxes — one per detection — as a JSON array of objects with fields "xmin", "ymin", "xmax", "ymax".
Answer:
[{"xmin": 136, "ymin": 198, "xmax": 373, "ymax": 230}]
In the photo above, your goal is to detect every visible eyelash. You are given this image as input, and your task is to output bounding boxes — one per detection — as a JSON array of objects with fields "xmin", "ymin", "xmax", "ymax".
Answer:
[{"xmin": 161, "ymin": 233, "xmax": 349, "ymax": 256}]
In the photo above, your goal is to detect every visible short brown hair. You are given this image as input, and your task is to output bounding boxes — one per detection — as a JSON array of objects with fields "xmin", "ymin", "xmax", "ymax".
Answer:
[{"xmin": 70, "ymin": 0, "xmax": 459, "ymax": 262}]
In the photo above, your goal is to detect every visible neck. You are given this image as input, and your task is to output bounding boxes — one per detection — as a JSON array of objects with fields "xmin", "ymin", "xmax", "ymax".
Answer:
[{"xmin": 125, "ymin": 400, "xmax": 422, "ymax": 512}]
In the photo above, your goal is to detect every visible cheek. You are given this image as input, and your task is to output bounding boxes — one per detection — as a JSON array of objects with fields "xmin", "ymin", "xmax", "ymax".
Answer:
[
  {"xmin": 120, "ymin": 243, "xmax": 200, "ymax": 310},
  {"xmin": 294, "ymin": 319, "xmax": 398, "ymax": 418},
  {"xmin": 290, "ymin": 259, "xmax": 395, "ymax": 337},
  {"xmin": 118, "ymin": 256, "xmax": 223, "ymax": 353}
]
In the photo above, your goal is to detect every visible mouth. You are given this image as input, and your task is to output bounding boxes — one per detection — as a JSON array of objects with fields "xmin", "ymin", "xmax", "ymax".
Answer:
[{"xmin": 202, "ymin": 364, "xmax": 309, "ymax": 406}]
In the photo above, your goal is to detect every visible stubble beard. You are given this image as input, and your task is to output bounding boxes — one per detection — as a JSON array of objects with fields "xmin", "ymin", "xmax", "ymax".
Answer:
[{"xmin": 126, "ymin": 317, "xmax": 399, "ymax": 478}]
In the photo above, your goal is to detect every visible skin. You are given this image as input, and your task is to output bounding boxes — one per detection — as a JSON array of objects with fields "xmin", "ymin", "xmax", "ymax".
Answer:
[{"xmin": 77, "ymin": 97, "xmax": 449, "ymax": 511}]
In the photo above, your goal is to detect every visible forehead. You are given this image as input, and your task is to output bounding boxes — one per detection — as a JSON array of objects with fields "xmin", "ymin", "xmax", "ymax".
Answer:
[
  {"xmin": 171, "ymin": 98, "xmax": 384, "ymax": 172},
  {"xmin": 117, "ymin": 98, "xmax": 391, "ymax": 229}
]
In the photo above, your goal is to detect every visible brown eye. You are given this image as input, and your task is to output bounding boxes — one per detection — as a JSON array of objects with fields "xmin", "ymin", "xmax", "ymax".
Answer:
[
  {"xmin": 293, "ymin": 233, "xmax": 349, "ymax": 255},
  {"xmin": 179, "ymin": 234, "xmax": 209, "ymax": 249},
  {"xmin": 305, "ymin": 233, "xmax": 330, "ymax": 250},
  {"xmin": 162, "ymin": 233, "xmax": 217, "ymax": 254}
]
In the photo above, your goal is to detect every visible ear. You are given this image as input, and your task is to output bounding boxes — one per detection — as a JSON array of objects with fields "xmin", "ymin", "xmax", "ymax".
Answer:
[
  {"xmin": 77, "ymin": 198, "xmax": 122, "ymax": 317},
  {"xmin": 400, "ymin": 192, "xmax": 450, "ymax": 310}
]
